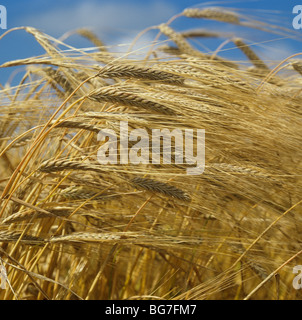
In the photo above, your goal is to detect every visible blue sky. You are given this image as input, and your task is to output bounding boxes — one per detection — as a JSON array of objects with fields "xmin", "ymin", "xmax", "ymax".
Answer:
[{"xmin": 0, "ymin": 0, "xmax": 301, "ymax": 85}]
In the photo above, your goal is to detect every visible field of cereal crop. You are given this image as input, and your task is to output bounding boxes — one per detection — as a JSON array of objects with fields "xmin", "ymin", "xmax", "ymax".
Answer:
[{"xmin": 0, "ymin": 4, "xmax": 302, "ymax": 300}]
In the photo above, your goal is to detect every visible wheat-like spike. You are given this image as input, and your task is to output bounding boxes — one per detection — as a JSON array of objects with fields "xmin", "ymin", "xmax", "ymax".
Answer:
[
  {"xmin": 233, "ymin": 38, "xmax": 269, "ymax": 70},
  {"xmin": 2, "ymin": 210, "xmax": 37, "ymax": 224},
  {"xmin": 0, "ymin": 57, "xmax": 78, "ymax": 69},
  {"xmin": 158, "ymin": 45, "xmax": 183, "ymax": 56},
  {"xmin": 159, "ymin": 24, "xmax": 204, "ymax": 57},
  {"xmin": 98, "ymin": 63, "xmax": 184, "ymax": 85},
  {"xmin": 231, "ymin": 244, "xmax": 268, "ymax": 280},
  {"xmin": 50, "ymin": 120, "xmax": 102, "ymax": 133},
  {"xmin": 159, "ymin": 61, "xmax": 208, "ymax": 78},
  {"xmin": 49, "ymin": 232, "xmax": 201, "ymax": 246},
  {"xmin": 0, "ymin": 230, "xmax": 45, "ymax": 245},
  {"xmin": 25, "ymin": 27, "xmax": 62, "ymax": 59},
  {"xmin": 183, "ymin": 8, "xmax": 240, "ymax": 24},
  {"xmin": 87, "ymin": 86, "xmax": 175, "ymax": 115},
  {"xmin": 2, "ymin": 207, "xmax": 72, "ymax": 224},
  {"xmin": 210, "ymin": 163, "xmax": 275, "ymax": 179},
  {"xmin": 76, "ymin": 28, "xmax": 107, "ymax": 51},
  {"xmin": 60, "ymin": 186, "xmax": 119, "ymax": 201},
  {"xmin": 50, "ymin": 232, "xmax": 123, "ymax": 243},
  {"xmin": 66, "ymin": 174, "xmax": 112, "ymax": 190},
  {"xmin": 158, "ymin": 44, "xmax": 237, "ymax": 69},
  {"xmin": 292, "ymin": 61, "xmax": 302, "ymax": 75},
  {"xmin": 39, "ymin": 159, "xmax": 108, "ymax": 174},
  {"xmin": 247, "ymin": 260, "xmax": 268, "ymax": 280},
  {"xmin": 181, "ymin": 29, "xmax": 222, "ymax": 38},
  {"xmin": 159, "ymin": 31, "xmax": 237, "ymax": 68},
  {"xmin": 131, "ymin": 177, "xmax": 191, "ymax": 202},
  {"xmin": 44, "ymin": 67, "xmax": 73, "ymax": 94}
]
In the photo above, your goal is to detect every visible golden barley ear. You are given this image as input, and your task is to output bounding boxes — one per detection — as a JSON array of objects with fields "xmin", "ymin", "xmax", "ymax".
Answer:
[
  {"xmin": 49, "ymin": 119, "xmax": 102, "ymax": 133},
  {"xmin": 183, "ymin": 8, "xmax": 240, "ymax": 24},
  {"xmin": 60, "ymin": 186, "xmax": 119, "ymax": 201},
  {"xmin": 292, "ymin": 61, "xmax": 302, "ymax": 75},
  {"xmin": 87, "ymin": 85, "xmax": 176, "ymax": 115},
  {"xmin": 233, "ymin": 38, "xmax": 269, "ymax": 71},
  {"xmin": 8, "ymin": 134, "xmax": 33, "ymax": 149},
  {"xmin": 2, "ymin": 207, "xmax": 73, "ymax": 224},
  {"xmin": 50, "ymin": 232, "xmax": 123, "ymax": 244},
  {"xmin": 180, "ymin": 29, "xmax": 223, "ymax": 38},
  {"xmin": 39, "ymin": 159, "xmax": 108, "ymax": 174},
  {"xmin": 44, "ymin": 67, "xmax": 74, "ymax": 95},
  {"xmin": 158, "ymin": 23, "xmax": 204, "ymax": 57},
  {"xmin": 76, "ymin": 28, "xmax": 107, "ymax": 51},
  {"xmin": 0, "ymin": 230, "xmax": 45, "ymax": 246},
  {"xmin": 98, "ymin": 63, "xmax": 184, "ymax": 85},
  {"xmin": 130, "ymin": 177, "xmax": 191, "ymax": 202}
]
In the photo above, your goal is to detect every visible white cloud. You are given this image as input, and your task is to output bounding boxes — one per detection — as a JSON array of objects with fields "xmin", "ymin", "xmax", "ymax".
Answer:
[{"xmin": 19, "ymin": 1, "xmax": 177, "ymax": 41}]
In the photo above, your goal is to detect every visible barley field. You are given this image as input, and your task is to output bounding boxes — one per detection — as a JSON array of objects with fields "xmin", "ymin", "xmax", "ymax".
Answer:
[{"xmin": 0, "ymin": 6, "xmax": 302, "ymax": 300}]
